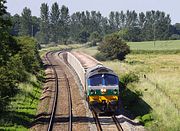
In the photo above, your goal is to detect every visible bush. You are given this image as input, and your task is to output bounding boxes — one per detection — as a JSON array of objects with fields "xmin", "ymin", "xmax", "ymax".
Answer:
[
  {"xmin": 95, "ymin": 52, "xmax": 108, "ymax": 61},
  {"xmin": 89, "ymin": 31, "xmax": 102, "ymax": 46},
  {"xmin": 120, "ymin": 72, "xmax": 139, "ymax": 86},
  {"xmin": 97, "ymin": 33, "xmax": 130, "ymax": 60},
  {"xmin": 16, "ymin": 36, "xmax": 42, "ymax": 74},
  {"xmin": 169, "ymin": 34, "xmax": 180, "ymax": 40}
]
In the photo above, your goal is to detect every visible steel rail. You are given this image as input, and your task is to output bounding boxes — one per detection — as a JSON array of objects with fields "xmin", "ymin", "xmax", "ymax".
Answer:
[
  {"xmin": 64, "ymin": 72, "xmax": 73, "ymax": 131},
  {"xmin": 46, "ymin": 51, "xmax": 59, "ymax": 131},
  {"xmin": 112, "ymin": 115, "xmax": 124, "ymax": 131},
  {"xmin": 91, "ymin": 108, "xmax": 102, "ymax": 131},
  {"xmin": 57, "ymin": 51, "xmax": 73, "ymax": 131}
]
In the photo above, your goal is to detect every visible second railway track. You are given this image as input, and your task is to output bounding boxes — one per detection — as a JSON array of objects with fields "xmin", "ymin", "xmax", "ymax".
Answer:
[{"xmin": 46, "ymin": 51, "xmax": 72, "ymax": 131}]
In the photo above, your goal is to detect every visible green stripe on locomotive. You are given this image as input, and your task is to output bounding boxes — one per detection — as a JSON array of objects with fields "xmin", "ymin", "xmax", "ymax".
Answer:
[{"xmin": 87, "ymin": 89, "xmax": 119, "ymax": 96}]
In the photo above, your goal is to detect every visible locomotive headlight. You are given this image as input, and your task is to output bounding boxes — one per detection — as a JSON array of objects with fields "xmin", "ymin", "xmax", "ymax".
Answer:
[
  {"xmin": 90, "ymin": 89, "xmax": 95, "ymax": 95},
  {"xmin": 101, "ymin": 88, "xmax": 107, "ymax": 94},
  {"xmin": 113, "ymin": 89, "xmax": 118, "ymax": 94}
]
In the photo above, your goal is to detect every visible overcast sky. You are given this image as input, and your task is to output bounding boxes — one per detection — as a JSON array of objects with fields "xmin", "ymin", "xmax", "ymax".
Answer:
[{"xmin": 6, "ymin": 0, "xmax": 180, "ymax": 24}]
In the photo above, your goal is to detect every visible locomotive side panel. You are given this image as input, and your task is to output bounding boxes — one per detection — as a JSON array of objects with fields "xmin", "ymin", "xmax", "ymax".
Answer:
[{"xmin": 67, "ymin": 52, "xmax": 86, "ymax": 91}]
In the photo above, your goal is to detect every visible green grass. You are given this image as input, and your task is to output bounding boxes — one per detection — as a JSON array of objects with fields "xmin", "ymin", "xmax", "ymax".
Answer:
[
  {"xmin": 105, "ymin": 54, "xmax": 180, "ymax": 130},
  {"xmin": 0, "ymin": 73, "xmax": 42, "ymax": 130},
  {"xmin": 73, "ymin": 41, "xmax": 180, "ymax": 131},
  {"xmin": 128, "ymin": 40, "xmax": 180, "ymax": 50},
  {"xmin": 73, "ymin": 45, "xmax": 98, "ymax": 56}
]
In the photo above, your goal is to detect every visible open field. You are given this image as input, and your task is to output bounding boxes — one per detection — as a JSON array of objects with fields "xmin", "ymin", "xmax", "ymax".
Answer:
[
  {"xmin": 74, "ymin": 41, "xmax": 180, "ymax": 131},
  {"xmin": 128, "ymin": 40, "xmax": 180, "ymax": 50}
]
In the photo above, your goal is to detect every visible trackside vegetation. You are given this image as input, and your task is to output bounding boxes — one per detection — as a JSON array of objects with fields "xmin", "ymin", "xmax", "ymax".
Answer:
[
  {"xmin": 96, "ymin": 33, "xmax": 130, "ymax": 61},
  {"xmin": 0, "ymin": 1, "xmax": 43, "ymax": 129},
  {"xmin": 0, "ymin": 36, "xmax": 43, "ymax": 129}
]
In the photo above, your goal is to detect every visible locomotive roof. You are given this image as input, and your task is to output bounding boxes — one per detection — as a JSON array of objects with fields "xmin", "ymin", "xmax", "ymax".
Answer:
[{"xmin": 86, "ymin": 64, "xmax": 118, "ymax": 78}]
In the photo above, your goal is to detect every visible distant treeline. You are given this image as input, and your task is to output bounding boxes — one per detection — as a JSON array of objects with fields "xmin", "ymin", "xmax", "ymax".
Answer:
[{"xmin": 9, "ymin": 3, "xmax": 180, "ymax": 44}]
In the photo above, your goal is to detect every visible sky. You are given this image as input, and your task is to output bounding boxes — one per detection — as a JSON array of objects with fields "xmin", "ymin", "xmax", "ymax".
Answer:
[{"xmin": 6, "ymin": 0, "xmax": 180, "ymax": 24}]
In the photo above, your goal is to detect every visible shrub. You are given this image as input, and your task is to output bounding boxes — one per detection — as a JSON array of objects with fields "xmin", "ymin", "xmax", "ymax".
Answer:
[
  {"xmin": 89, "ymin": 31, "xmax": 102, "ymax": 46},
  {"xmin": 120, "ymin": 72, "xmax": 139, "ymax": 86},
  {"xmin": 97, "ymin": 33, "xmax": 130, "ymax": 60},
  {"xmin": 94, "ymin": 52, "xmax": 107, "ymax": 61},
  {"xmin": 170, "ymin": 34, "xmax": 180, "ymax": 40},
  {"xmin": 16, "ymin": 36, "xmax": 42, "ymax": 74}
]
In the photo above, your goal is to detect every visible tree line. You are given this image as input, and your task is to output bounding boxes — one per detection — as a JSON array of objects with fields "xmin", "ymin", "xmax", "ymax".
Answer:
[
  {"xmin": 9, "ymin": 2, "xmax": 180, "ymax": 44},
  {"xmin": 0, "ymin": 0, "xmax": 41, "ymax": 111}
]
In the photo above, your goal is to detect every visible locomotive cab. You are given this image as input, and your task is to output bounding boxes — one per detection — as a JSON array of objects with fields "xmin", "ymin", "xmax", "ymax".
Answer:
[{"xmin": 86, "ymin": 65, "xmax": 119, "ymax": 113}]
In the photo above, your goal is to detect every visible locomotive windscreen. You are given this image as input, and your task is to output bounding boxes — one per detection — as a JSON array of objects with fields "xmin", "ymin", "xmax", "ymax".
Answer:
[
  {"xmin": 104, "ymin": 74, "xmax": 119, "ymax": 86},
  {"xmin": 88, "ymin": 74, "xmax": 118, "ymax": 86},
  {"xmin": 88, "ymin": 74, "xmax": 103, "ymax": 86}
]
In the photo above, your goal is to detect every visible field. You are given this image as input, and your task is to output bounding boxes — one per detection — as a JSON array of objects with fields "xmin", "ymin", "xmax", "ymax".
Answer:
[
  {"xmin": 74, "ymin": 40, "xmax": 180, "ymax": 131},
  {"xmin": 128, "ymin": 40, "xmax": 180, "ymax": 50}
]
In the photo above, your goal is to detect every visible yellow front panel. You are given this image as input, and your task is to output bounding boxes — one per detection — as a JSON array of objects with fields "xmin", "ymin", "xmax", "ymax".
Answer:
[{"xmin": 89, "ymin": 95, "xmax": 118, "ymax": 103}]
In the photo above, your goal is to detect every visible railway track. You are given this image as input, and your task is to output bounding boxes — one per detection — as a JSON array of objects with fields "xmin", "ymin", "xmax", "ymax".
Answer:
[
  {"xmin": 92, "ymin": 108, "xmax": 123, "ymax": 131},
  {"xmin": 45, "ymin": 51, "xmax": 72, "ymax": 131}
]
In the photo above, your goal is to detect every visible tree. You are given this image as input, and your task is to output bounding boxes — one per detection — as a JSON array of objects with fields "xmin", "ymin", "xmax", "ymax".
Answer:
[
  {"xmin": 37, "ymin": 3, "xmax": 50, "ymax": 44},
  {"xmin": 98, "ymin": 33, "xmax": 130, "ymax": 60},
  {"xmin": 31, "ymin": 16, "xmax": 40, "ymax": 37},
  {"xmin": 0, "ymin": 0, "xmax": 21, "ymax": 110},
  {"xmin": 109, "ymin": 11, "xmax": 116, "ymax": 33},
  {"xmin": 59, "ymin": 5, "xmax": 70, "ymax": 44},
  {"xmin": 78, "ymin": 30, "xmax": 90, "ymax": 43},
  {"xmin": 11, "ymin": 14, "xmax": 20, "ymax": 36},
  {"xmin": 89, "ymin": 31, "xmax": 102, "ymax": 46},
  {"xmin": 70, "ymin": 12, "xmax": 82, "ymax": 41},
  {"xmin": 19, "ymin": 7, "xmax": 32, "ymax": 36},
  {"xmin": 50, "ymin": 2, "xmax": 60, "ymax": 43}
]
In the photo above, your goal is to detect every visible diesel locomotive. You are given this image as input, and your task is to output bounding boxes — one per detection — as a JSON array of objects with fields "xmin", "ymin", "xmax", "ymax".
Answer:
[{"xmin": 66, "ymin": 51, "xmax": 119, "ymax": 113}]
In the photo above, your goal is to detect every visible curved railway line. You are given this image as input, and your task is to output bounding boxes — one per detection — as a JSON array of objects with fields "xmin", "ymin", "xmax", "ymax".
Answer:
[
  {"xmin": 34, "ymin": 50, "xmax": 145, "ymax": 131},
  {"xmin": 45, "ymin": 51, "xmax": 72, "ymax": 131},
  {"xmin": 45, "ymin": 51, "xmax": 124, "ymax": 131}
]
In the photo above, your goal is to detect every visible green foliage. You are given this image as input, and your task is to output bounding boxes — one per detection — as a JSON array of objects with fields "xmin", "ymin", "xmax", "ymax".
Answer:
[
  {"xmin": 50, "ymin": 2, "xmax": 60, "ymax": 43},
  {"xmin": 95, "ymin": 52, "xmax": 107, "ymax": 61},
  {"xmin": 0, "ymin": 73, "xmax": 42, "ymax": 130},
  {"xmin": 19, "ymin": 7, "xmax": 32, "ymax": 36},
  {"xmin": 98, "ymin": 33, "xmax": 130, "ymax": 60},
  {"xmin": 37, "ymin": 3, "xmax": 50, "ymax": 44},
  {"xmin": 89, "ymin": 31, "xmax": 102, "ymax": 46},
  {"xmin": 78, "ymin": 30, "xmax": 90, "ymax": 43},
  {"xmin": 136, "ymin": 114, "xmax": 153, "ymax": 126},
  {"xmin": 120, "ymin": 72, "xmax": 139, "ymax": 87},
  {"xmin": 170, "ymin": 34, "xmax": 180, "ymax": 40},
  {"xmin": 0, "ymin": 1, "xmax": 42, "ymax": 129},
  {"xmin": 0, "ymin": 0, "xmax": 21, "ymax": 111},
  {"xmin": 59, "ymin": 5, "xmax": 70, "ymax": 44},
  {"xmin": 16, "ymin": 36, "xmax": 41, "ymax": 74},
  {"xmin": 9, "ymin": 2, "xmax": 175, "ymax": 43}
]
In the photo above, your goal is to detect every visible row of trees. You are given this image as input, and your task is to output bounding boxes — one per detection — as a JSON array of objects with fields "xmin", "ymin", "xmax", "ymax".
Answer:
[
  {"xmin": 0, "ymin": 0, "xmax": 41, "ymax": 111},
  {"xmin": 10, "ymin": 2, "xmax": 180, "ymax": 44}
]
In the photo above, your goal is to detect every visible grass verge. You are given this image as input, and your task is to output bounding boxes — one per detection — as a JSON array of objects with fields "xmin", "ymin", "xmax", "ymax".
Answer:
[{"xmin": 0, "ymin": 73, "xmax": 43, "ymax": 130}]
